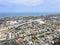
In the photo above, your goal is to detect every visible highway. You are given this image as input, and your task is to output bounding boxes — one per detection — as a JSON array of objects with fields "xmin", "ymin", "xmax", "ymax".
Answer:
[{"xmin": 0, "ymin": 19, "xmax": 43, "ymax": 32}]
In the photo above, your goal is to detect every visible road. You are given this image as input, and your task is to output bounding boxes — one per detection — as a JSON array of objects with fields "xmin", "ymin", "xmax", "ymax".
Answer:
[{"xmin": 0, "ymin": 19, "xmax": 43, "ymax": 32}]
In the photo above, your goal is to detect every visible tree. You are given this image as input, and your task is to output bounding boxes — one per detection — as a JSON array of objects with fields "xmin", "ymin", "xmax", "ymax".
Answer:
[{"xmin": 53, "ymin": 36, "xmax": 60, "ymax": 45}]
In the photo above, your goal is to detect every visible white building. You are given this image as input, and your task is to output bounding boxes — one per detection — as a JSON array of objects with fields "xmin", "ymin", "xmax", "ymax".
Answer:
[
  {"xmin": 7, "ymin": 21, "xmax": 18, "ymax": 25},
  {"xmin": 36, "ymin": 19, "xmax": 45, "ymax": 24}
]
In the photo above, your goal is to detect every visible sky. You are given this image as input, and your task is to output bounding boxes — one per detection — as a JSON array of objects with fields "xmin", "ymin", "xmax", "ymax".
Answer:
[{"xmin": 0, "ymin": 0, "xmax": 60, "ymax": 13}]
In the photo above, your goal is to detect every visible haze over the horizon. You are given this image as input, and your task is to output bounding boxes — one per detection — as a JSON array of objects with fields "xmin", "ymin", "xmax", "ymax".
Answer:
[{"xmin": 0, "ymin": 0, "xmax": 60, "ymax": 17}]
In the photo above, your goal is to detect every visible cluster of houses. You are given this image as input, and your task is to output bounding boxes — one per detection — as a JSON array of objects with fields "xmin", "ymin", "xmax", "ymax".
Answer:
[{"xmin": 0, "ymin": 16, "xmax": 60, "ymax": 45}]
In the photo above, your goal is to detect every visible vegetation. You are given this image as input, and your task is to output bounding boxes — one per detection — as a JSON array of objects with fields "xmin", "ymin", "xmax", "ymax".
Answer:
[{"xmin": 53, "ymin": 36, "xmax": 60, "ymax": 45}]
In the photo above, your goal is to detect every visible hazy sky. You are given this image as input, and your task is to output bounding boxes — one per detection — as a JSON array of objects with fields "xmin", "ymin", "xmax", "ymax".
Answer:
[{"xmin": 0, "ymin": 0, "xmax": 60, "ymax": 13}]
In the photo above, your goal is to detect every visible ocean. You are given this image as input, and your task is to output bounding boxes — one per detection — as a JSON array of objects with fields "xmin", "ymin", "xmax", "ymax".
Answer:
[{"xmin": 0, "ymin": 13, "xmax": 58, "ymax": 18}]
